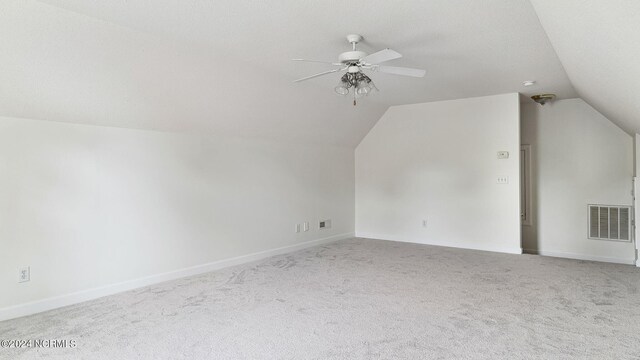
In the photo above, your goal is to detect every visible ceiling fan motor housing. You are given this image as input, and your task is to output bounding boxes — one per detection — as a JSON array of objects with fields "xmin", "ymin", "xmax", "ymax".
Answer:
[{"xmin": 338, "ymin": 50, "xmax": 367, "ymax": 64}]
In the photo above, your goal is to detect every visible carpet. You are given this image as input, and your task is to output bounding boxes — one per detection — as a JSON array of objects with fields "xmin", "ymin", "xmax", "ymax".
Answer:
[{"xmin": 2, "ymin": 238, "xmax": 640, "ymax": 359}]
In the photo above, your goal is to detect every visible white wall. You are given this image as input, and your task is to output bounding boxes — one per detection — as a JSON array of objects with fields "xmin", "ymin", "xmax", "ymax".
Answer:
[
  {"xmin": 0, "ymin": 116, "xmax": 354, "ymax": 315},
  {"xmin": 355, "ymin": 93, "xmax": 521, "ymax": 254},
  {"xmin": 521, "ymin": 98, "xmax": 634, "ymax": 264},
  {"xmin": 635, "ymin": 134, "xmax": 640, "ymax": 176}
]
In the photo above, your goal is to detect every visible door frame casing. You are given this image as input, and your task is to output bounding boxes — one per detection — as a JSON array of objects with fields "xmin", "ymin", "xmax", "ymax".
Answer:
[
  {"xmin": 521, "ymin": 144, "xmax": 532, "ymax": 226},
  {"xmin": 634, "ymin": 177, "xmax": 639, "ymax": 266}
]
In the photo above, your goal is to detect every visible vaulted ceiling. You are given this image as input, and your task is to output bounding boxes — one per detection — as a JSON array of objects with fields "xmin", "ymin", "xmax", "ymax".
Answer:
[
  {"xmin": 1, "ymin": 1, "xmax": 636, "ymax": 148},
  {"xmin": 530, "ymin": 0, "xmax": 640, "ymax": 136}
]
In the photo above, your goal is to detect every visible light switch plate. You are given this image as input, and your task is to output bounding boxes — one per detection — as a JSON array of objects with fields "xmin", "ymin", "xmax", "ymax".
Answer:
[
  {"xmin": 18, "ymin": 266, "xmax": 30, "ymax": 283},
  {"xmin": 497, "ymin": 176, "xmax": 509, "ymax": 184}
]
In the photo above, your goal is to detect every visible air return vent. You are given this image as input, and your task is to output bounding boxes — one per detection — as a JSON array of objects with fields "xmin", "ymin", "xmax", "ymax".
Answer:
[{"xmin": 588, "ymin": 205, "xmax": 631, "ymax": 242}]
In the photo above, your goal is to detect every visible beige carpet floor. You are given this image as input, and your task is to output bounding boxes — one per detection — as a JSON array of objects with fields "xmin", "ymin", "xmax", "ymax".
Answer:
[{"xmin": 2, "ymin": 238, "xmax": 640, "ymax": 359}]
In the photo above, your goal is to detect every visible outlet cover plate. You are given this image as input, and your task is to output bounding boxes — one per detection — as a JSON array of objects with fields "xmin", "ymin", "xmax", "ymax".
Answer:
[{"xmin": 18, "ymin": 266, "xmax": 30, "ymax": 283}]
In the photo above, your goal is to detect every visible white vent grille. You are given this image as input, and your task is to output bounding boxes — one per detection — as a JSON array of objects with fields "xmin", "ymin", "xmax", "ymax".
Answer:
[{"xmin": 588, "ymin": 205, "xmax": 631, "ymax": 242}]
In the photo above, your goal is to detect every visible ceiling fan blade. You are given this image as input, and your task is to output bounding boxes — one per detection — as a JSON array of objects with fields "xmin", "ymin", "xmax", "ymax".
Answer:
[
  {"xmin": 376, "ymin": 65, "xmax": 426, "ymax": 77},
  {"xmin": 293, "ymin": 68, "xmax": 344, "ymax": 82},
  {"xmin": 292, "ymin": 59, "xmax": 343, "ymax": 66},
  {"xmin": 360, "ymin": 48, "xmax": 402, "ymax": 65}
]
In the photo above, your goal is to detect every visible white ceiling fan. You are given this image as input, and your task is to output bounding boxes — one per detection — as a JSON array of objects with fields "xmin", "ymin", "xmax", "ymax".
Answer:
[{"xmin": 293, "ymin": 34, "xmax": 426, "ymax": 105}]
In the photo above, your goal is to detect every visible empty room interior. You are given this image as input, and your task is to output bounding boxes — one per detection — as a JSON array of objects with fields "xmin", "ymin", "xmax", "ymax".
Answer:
[{"xmin": 2, "ymin": 0, "xmax": 640, "ymax": 359}]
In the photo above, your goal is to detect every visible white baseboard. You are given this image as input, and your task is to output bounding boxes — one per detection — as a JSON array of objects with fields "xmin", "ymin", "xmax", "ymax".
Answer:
[
  {"xmin": 356, "ymin": 233, "xmax": 522, "ymax": 255},
  {"xmin": 0, "ymin": 232, "xmax": 353, "ymax": 322},
  {"xmin": 523, "ymin": 248, "xmax": 635, "ymax": 265}
]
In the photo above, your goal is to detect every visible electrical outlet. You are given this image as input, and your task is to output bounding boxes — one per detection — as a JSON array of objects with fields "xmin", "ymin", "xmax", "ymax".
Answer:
[
  {"xmin": 496, "ymin": 176, "xmax": 509, "ymax": 184},
  {"xmin": 295, "ymin": 224, "xmax": 301, "ymax": 233},
  {"xmin": 422, "ymin": 219, "xmax": 428, "ymax": 227},
  {"xmin": 303, "ymin": 222, "xmax": 309, "ymax": 232},
  {"xmin": 18, "ymin": 266, "xmax": 30, "ymax": 283}
]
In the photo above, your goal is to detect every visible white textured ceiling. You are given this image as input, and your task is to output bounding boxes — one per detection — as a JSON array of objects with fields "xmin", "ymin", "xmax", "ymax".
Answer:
[
  {"xmin": 1, "ymin": 0, "xmax": 577, "ymax": 147},
  {"xmin": 530, "ymin": 0, "xmax": 640, "ymax": 136}
]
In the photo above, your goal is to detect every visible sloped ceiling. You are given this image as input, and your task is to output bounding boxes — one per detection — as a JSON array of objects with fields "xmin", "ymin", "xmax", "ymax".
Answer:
[
  {"xmin": 0, "ymin": 0, "xmax": 577, "ymax": 147},
  {"xmin": 530, "ymin": 0, "xmax": 640, "ymax": 136}
]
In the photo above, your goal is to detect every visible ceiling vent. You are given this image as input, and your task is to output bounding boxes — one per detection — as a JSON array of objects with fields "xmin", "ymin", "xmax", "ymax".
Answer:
[{"xmin": 588, "ymin": 205, "xmax": 631, "ymax": 242}]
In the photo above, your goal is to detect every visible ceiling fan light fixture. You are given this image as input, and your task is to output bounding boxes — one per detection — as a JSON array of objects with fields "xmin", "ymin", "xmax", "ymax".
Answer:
[
  {"xmin": 335, "ymin": 74, "xmax": 351, "ymax": 96},
  {"xmin": 355, "ymin": 83, "xmax": 369, "ymax": 96},
  {"xmin": 356, "ymin": 80, "xmax": 374, "ymax": 96},
  {"xmin": 355, "ymin": 72, "xmax": 376, "ymax": 97},
  {"xmin": 334, "ymin": 82, "xmax": 350, "ymax": 96}
]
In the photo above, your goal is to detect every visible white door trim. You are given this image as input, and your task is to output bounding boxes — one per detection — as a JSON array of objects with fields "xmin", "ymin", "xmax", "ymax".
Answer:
[
  {"xmin": 520, "ymin": 144, "xmax": 532, "ymax": 226},
  {"xmin": 634, "ymin": 177, "xmax": 640, "ymax": 266}
]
